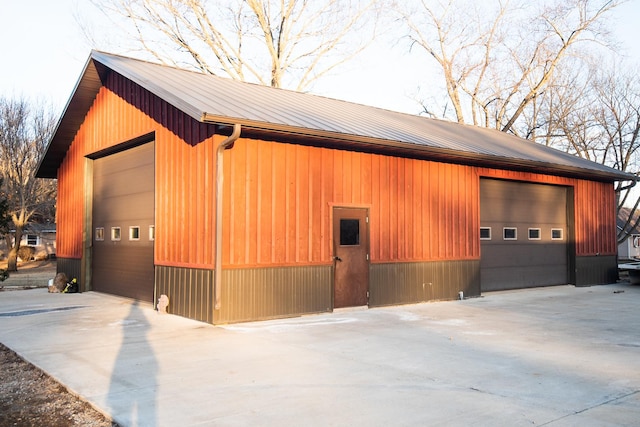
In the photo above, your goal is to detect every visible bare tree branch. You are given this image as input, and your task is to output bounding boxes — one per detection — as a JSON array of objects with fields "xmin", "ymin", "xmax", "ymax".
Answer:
[{"xmin": 89, "ymin": 0, "xmax": 382, "ymax": 90}]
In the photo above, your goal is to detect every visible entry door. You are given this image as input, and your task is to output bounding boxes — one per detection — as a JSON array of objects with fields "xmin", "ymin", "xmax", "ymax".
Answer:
[{"xmin": 333, "ymin": 207, "xmax": 369, "ymax": 308}]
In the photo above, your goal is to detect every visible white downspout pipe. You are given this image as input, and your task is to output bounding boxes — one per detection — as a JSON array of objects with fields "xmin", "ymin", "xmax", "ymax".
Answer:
[{"xmin": 215, "ymin": 124, "xmax": 241, "ymax": 310}]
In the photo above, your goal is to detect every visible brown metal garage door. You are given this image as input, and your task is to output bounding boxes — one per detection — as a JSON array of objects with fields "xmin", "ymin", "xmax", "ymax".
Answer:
[
  {"xmin": 92, "ymin": 142, "xmax": 155, "ymax": 302},
  {"xmin": 480, "ymin": 179, "xmax": 568, "ymax": 292}
]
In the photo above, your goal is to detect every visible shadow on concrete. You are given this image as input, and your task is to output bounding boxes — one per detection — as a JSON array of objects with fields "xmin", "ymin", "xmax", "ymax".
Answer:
[{"xmin": 108, "ymin": 301, "xmax": 158, "ymax": 426}]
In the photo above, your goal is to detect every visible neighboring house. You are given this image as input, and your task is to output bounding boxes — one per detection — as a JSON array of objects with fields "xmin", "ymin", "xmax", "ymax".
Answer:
[
  {"xmin": 21, "ymin": 223, "xmax": 56, "ymax": 258},
  {"xmin": 0, "ymin": 223, "xmax": 56, "ymax": 260},
  {"xmin": 36, "ymin": 51, "xmax": 636, "ymax": 324},
  {"xmin": 617, "ymin": 207, "xmax": 640, "ymax": 261}
]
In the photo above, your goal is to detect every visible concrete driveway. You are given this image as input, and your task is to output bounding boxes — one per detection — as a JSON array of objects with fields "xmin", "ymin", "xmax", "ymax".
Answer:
[{"xmin": 1, "ymin": 283, "xmax": 639, "ymax": 426}]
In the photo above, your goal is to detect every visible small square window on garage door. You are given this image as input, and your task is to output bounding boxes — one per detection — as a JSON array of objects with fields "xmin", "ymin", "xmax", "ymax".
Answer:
[
  {"xmin": 111, "ymin": 227, "xmax": 121, "ymax": 241},
  {"xmin": 480, "ymin": 227, "xmax": 492, "ymax": 240},
  {"xmin": 503, "ymin": 227, "xmax": 517, "ymax": 240},
  {"xmin": 528, "ymin": 228, "xmax": 541, "ymax": 240},
  {"xmin": 95, "ymin": 227, "xmax": 104, "ymax": 241},
  {"xmin": 129, "ymin": 226, "xmax": 140, "ymax": 241}
]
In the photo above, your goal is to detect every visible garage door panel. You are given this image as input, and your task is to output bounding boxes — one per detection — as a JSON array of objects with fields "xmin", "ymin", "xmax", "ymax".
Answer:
[
  {"xmin": 92, "ymin": 245, "xmax": 154, "ymax": 301},
  {"xmin": 92, "ymin": 142, "xmax": 155, "ymax": 303},
  {"xmin": 93, "ymin": 193, "xmax": 154, "ymax": 224},
  {"xmin": 94, "ymin": 146, "xmax": 154, "ymax": 175},
  {"xmin": 481, "ymin": 180, "xmax": 567, "ymax": 224},
  {"xmin": 480, "ymin": 179, "xmax": 568, "ymax": 291},
  {"xmin": 481, "ymin": 265, "xmax": 568, "ymax": 291},
  {"xmin": 95, "ymin": 176, "xmax": 154, "ymax": 199},
  {"xmin": 480, "ymin": 244, "xmax": 566, "ymax": 268}
]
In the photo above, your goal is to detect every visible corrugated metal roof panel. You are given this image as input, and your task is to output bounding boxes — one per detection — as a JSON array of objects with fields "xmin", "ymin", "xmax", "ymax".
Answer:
[{"xmin": 37, "ymin": 50, "xmax": 636, "ymax": 182}]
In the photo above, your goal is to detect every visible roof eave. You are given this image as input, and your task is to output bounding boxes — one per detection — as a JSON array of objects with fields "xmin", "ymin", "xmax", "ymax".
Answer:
[
  {"xmin": 202, "ymin": 113, "xmax": 636, "ymax": 183},
  {"xmin": 35, "ymin": 55, "xmax": 106, "ymax": 179}
]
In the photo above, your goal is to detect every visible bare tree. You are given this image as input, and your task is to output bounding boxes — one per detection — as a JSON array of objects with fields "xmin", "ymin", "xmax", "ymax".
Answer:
[
  {"xmin": 0, "ymin": 97, "xmax": 57, "ymax": 271},
  {"xmin": 547, "ymin": 65, "xmax": 640, "ymax": 243},
  {"xmin": 399, "ymin": 0, "xmax": 620, "ymax": 135},
  {"xmin": 87, "ymin": 0, "xmax": 381, "ymax": 91}
]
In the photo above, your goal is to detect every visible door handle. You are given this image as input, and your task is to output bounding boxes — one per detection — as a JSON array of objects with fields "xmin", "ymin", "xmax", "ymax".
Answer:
[{"xmin": 333, "ymin": 256, "xmax": 342, "ymax": 262}]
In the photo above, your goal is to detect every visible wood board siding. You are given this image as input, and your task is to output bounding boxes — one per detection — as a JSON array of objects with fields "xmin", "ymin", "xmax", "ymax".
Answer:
[
  {"xmin": 56, "ymin": 72, "xmax": 219, "ymax": 268},
  {"xmin": 223, "ymin": 138, "xmax": 480, "ymax": 267},
  {"xmin": 56, "ymin": 140, "xmax": 85, "ymax": 259}
]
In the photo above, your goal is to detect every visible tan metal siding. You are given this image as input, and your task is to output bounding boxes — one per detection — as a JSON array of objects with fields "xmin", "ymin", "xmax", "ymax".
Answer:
[
  {"xmin": 216, "ymin": 266, "xmax": 332, "ymax": 324},
  {"xmin": 156, "ymin": 266, "xmax": 214, "ymax": 324},
  {"xmin": 369, "ymin": 260, "xmax": 480, "ymax": 306}
]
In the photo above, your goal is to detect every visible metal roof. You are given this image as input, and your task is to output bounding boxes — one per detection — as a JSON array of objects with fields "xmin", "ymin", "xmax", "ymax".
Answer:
[{"xmin": 37, "ymin": 50, "xmax": 636, "ymax": 182}]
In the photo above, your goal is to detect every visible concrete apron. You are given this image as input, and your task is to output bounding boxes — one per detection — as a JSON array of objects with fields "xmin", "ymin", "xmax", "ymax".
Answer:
[{"xmin": 1, "ymin": 284, "xmax": 639, "ymax": 427}]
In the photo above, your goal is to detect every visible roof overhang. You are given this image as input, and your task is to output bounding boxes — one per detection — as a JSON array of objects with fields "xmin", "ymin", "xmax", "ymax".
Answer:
[
  {"xmin": 36, "ymin": 56, "xmax": 108, "ymax": 178},
  {"xmin": 204, "ymin": 114, "xmax": 637, "ymax": 183},
  {"xmin": 37, "ymin": 50, "xmax": 638, "ymax": 185}
]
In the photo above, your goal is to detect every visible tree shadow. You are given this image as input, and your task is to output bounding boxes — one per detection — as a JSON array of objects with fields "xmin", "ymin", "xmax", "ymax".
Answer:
[{"xmin": 107, "ymin": 301, "xmax": 158, "ymax": 426}]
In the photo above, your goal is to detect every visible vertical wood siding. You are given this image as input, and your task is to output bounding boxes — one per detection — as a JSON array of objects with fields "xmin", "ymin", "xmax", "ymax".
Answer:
[
  {"xmin": 56, "ymin": 71, "xmax": 617, "ymax": 274},
  {"xmin": 56, "ymin": 139, "xmax": 85, "ymax": 258},
  {"xmin": 56, "ymin": 72, "xmax": 218, "ymax": 268},
  {"xmin": 223, "ymin": 139, "xmax": 481, "ymax": 266}
]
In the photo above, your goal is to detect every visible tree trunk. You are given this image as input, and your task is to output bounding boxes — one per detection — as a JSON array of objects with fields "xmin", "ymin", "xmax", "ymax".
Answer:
[{"xmin": 7, "ymin": 226, "xmax": 22, "ymax": 272}]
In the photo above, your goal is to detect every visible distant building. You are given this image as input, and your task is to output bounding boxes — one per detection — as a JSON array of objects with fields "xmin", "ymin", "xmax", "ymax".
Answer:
[
  {"xmin": 0, "ymin": 223, "xmax": 56, "ymax": 260},
  {"xmin": 617, "ymin": 207, "xmax": 640, "ymax": 261},
  {"xmin": 36, "ymin": 51, "xmax": 636, "ymax": 324}
]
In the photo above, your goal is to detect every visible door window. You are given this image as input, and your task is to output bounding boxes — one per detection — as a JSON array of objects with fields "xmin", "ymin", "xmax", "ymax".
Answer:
[{"xmin": 340, "ymin": 219, "xmax": 360, "ymax": 246}]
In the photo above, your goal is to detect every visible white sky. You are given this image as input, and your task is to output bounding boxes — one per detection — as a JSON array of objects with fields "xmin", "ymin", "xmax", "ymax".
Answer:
[{"xmin": 1, "ymin": 0, "xmax": 639, "ymax": 116}]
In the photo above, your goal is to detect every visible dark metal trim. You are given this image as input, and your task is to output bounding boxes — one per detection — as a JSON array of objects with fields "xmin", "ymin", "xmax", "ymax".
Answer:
[
  {"xmin": 86, "ymin": 132, "xmax": 155, "ymax": 160},
  {"xmin": 575, "ymin": 255, "xmax": 618, "ymax": 286}
]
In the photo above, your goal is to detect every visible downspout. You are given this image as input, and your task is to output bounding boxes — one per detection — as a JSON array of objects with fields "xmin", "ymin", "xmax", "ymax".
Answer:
[
  {"xmin": 215, "ymin": 124, "xmax": 242, "ymax": 310},
  {"xmin": 618, "ymin": 179, "xmax": 637, "ymax": 193}
]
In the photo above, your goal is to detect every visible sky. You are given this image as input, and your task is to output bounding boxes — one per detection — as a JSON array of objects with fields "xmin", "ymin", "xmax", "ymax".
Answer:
[{"xmin": 1, "ymin": 0, "xmax": 640, "ymax": 117}]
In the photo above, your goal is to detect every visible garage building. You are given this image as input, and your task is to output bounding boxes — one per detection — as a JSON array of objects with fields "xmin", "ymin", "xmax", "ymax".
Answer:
[{"xmin": 36, "ymin": 51, "xmax": 634, "ymax": 324}]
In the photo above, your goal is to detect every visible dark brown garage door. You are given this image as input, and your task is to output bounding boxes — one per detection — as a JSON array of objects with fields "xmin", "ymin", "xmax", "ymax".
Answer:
[
  {"xmin": 92, "ymin": 142, "xmax": 155, "ymax": 302},
  {"xmin": 480, "ymin": 179, "xmax": 568, "ymax": 292}
]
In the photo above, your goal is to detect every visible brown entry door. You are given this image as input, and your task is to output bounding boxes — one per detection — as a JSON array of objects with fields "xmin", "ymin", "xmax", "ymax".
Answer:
[{"xmin": 333, "ymin": 207, "xmax": 369, "ymax": 308}]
